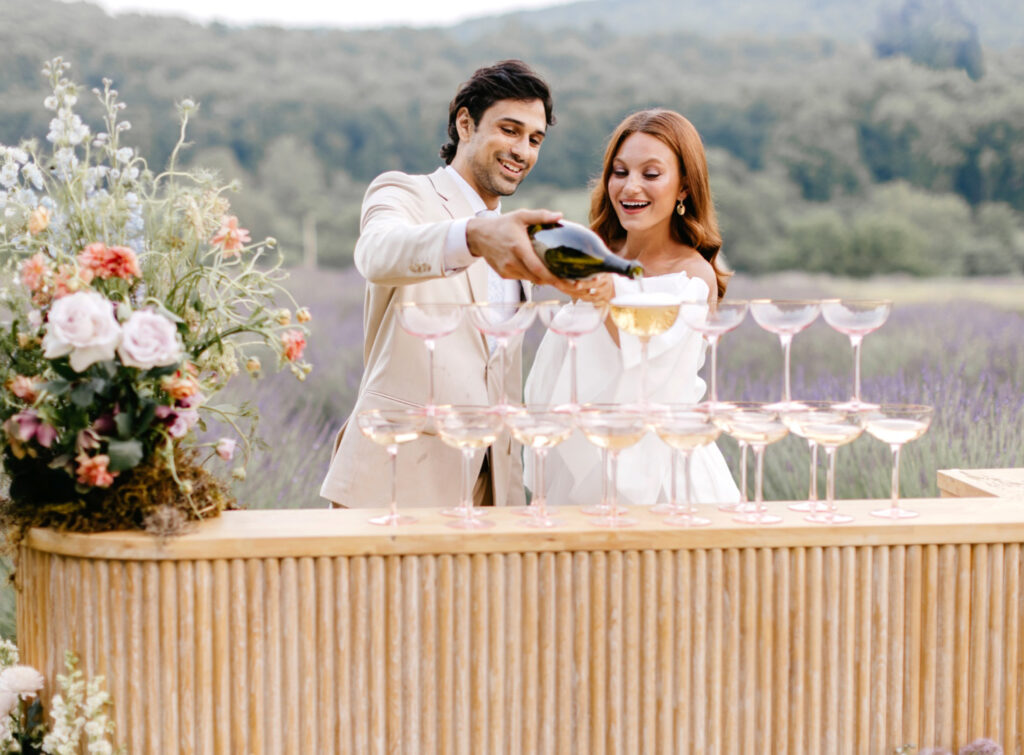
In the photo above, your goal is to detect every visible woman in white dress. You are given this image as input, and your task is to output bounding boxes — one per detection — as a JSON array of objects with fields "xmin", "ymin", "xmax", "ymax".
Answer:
[{"xmin": 525, "ymin": 108, "xmax": 740, "ymax": 507}]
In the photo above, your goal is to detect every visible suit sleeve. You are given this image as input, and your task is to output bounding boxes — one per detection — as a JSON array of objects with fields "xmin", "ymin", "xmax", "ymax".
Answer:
[{"xmin": 353, "ymin": 172, "xmax": 458, "ymax": 287}]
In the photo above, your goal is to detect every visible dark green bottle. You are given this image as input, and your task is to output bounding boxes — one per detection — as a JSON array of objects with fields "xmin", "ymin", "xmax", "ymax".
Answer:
[{"xmin": 528, "ymin": 221, "xmax": 644, "ymax": 280}]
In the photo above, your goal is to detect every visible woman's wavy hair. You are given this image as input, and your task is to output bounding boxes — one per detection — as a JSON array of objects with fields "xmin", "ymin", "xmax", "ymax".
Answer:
[
  {"xmin": 590, "ymin": 109, "xmax": 731, "ymax": 299},
  {"xmin": 440, "ymin": 60, "xmax": 555, "ymax": 165}
]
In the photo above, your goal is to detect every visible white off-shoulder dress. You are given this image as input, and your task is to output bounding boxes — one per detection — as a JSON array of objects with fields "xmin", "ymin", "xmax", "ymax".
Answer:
[{"xmin": 524, "ymin": 271, "xmax": 740, "ymax": 507}]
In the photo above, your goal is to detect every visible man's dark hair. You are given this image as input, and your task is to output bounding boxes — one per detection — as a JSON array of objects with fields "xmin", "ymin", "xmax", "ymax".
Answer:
[{"xmin": 440, "ymin": 59, "xmax": 555, "ymax": 164}]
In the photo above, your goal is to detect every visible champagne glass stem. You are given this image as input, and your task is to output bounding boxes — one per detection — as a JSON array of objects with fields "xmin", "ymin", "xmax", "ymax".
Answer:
[
  {"xmin": 684, "ymin": 449, "xmax": 695, "ymax": 516},
  {"xmin": 568, "ymin": 337, "xmax": 579, "ymax": 408},
  {"xmin": 460, "ymin": 448, "xmax": 474, "ymax": 523},
  {"xmin": 496, "ymin": 338, "xmax": 508, "ymax": 407},
  {"xmin": 639, "ymin": 337, "xmax": 650, "ymax": 406},
  {"xmin": 754, "ymin": 444, "xmax": 766, "ymax": 510},
  {"xmin": 808, "ymin": 440, "xmax": 818, "ymax": 504},
  {"xmin": 850, "ymin": 334, "xmax": 864, "ymax": 403},
  {"xmin": 669, "ymin": 448, "xmax": 680, "ymax": 514},
  {"xmin": 532, "ymin": 448, "xmax": 548, "ymax": 519},
  {"xmin": 890, "ymin": 443, "xmax": 902, "ymax": 509},
  {"xmin": 779, "ymin": 333, "xmax": 794, "ymax": 404},
  {"xmin": 425, "ymin": 338, "xmax": 437, "ymax": 411},
  {"xmin": 825, "ymin": 446, "xmax": 837, "ymax": 510},
  {"xmin": 601, "ymin": 447, "xmax": 609, "ymax": 506},
  {"xmin": 608, "ymin": 449, "xmax": 621, "ymax": 526},
  {"xmin": 388, "ymin": 444, "xmax": 399, "ymax": 521},
  {"xmin": 706, "ymin": 334, "xmax": 720, "ymax": 404},
  {"xmin": 739, "ymin": 442, "xmax": 748, "ymax": 504}
]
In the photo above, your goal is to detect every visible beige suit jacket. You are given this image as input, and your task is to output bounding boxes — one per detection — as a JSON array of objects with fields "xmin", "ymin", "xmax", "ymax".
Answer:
[{"xmin": 320, "ymin": 167, "xmax": 526, "ymax": 508}]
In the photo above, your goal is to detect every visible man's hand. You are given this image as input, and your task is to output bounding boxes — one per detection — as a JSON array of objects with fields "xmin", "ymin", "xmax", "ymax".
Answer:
[{"xmin": 466, "ymin": 208, "xmax": 572, "ymax": 290}]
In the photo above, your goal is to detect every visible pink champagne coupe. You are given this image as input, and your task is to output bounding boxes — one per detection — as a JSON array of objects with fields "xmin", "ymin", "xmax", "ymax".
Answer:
[
  {"xmin": 780, "ymin": 400, "xmax": 840, "ymax": 513},
  {"xmin": 505, "ymin": 406, "xmax": 575, "ymax": 528},
  {"xmin": 678, "ymin": 300, "xmax": 749, "ymax": 410},
  {"xmin": 820, "ymin": 299, "xmax": 892, "ymax": 410},
  {"xmin": 396, "ymin": 302, "xmax": 464, "ymax": 418},
  {"xmin": 866, "ymin": 404, "xmax": 933, "ymax": 519},
  {"xmin": 749, "ymin": 299, "xmax": 820, "ymax": 410},
  {"xmin": 712, "ymin": 402, "xmax": 789, "ymax": 525},
  {"xmin": 356, "ymin": 408, "xmax": 427, "ymax": 526},
  {"xmin": 436, "ymin": 405, "xmax": 505, "ymax": 529},
  {"xmin": 466, "ymin": 301, "xmax": 537, "ymax": 413},
  {"xmin": 534, "ymin": 299, "xmax": 609, "ymax": 413},
  {"xmin": 575, "ymin": 404, "xmax": 649, "ymax": 528},
  {"xmin": 783, "ymin": 405, "xmax": 865, "ymax": 525},
  {"xmin": 650, "ymin": 405, "xmax": 722, "ymax": 527}
]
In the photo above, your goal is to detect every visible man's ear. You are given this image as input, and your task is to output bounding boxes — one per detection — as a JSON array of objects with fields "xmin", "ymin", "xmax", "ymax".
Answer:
[{"xmin": 455, "ymin": 107, "xmax": 475, "ymax": 141}]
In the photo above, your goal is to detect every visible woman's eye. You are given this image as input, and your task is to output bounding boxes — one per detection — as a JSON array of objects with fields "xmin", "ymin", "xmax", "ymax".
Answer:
[
  {"xmin": 644, "ymin": 173, "xmax": 660, "ymax": 179},
  {"xmin": 612, "ymin": 169, "xmax": 627, "ymax": 177}
]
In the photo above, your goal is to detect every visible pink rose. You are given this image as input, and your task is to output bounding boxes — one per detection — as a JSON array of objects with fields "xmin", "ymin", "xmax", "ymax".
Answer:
[
  {"xmin": 42, "ymin": 291, "xmax": 121, "ymax": 371},
  {"xmin": 117, "ymin": 310, "xmax": 182, "ymax": 370},
  {"xmin": 6, "ymin": 375, "xmax": 39, "ymax": 403},
  {"xmin": 215, "ymin": 437, "xmax": 236, "ymax": 461}
]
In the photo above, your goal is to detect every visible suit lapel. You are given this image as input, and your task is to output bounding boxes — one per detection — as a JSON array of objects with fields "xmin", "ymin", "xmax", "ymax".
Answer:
[{"xmin": 428, "ymin": 167, "xmax": 489, "ymax": 305}]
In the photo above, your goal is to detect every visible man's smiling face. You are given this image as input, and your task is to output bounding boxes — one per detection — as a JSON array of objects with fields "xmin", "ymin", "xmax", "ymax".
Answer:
[{"xmin": 452, "ymin": 98, "xmax": 548, "ymax": 207}]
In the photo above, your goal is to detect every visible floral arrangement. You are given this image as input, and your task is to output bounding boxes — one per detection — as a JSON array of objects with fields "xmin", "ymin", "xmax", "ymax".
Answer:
[
  {"xmin": 0, "ymin": 59, "xmax": 311, "ymax": 535},
  {"xmin": 0, "ymin": 639, "xmax": 117, "ymax": 754}
]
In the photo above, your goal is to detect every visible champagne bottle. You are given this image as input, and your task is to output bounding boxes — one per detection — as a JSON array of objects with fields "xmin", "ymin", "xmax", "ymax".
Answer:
[{"xmin": 528, "ymin": 221, "xmax": 643, "ymax": 280}]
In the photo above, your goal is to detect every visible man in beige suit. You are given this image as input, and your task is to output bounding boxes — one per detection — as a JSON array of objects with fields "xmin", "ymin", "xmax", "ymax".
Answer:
[{"xmin": 321, "ymin": 60, "xmax": 572, "ymax": 509}]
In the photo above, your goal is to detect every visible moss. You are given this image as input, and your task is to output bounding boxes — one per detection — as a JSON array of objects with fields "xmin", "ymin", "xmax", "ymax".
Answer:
[{"xmin": 0, "ymin": 447, "xmax": 236, "ymax": 545}]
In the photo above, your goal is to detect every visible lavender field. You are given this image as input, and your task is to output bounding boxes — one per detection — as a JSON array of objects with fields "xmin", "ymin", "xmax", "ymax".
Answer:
[{"xmin": 223, "ymin": 269, "xmax": 1024, "ymax": 509}]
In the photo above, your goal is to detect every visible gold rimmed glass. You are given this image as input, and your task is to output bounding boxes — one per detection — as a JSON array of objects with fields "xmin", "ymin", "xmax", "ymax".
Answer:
[
  {"xmin": 356, "ymin": 408, "xmax": 427, "ymax": 526},
  {"xmin": 506, "ymin": 406, "xmax": 575, "ymax": 528},
  {"xmin": 678, "ymin": 300, "xmax": 749, "ymax": 410},
  {"xmin": 780, "ymin": 399, "xmax": 841, "ymax": 513},
  {"xmin": 575, "ymin": 404, "xmax": 649, "ymax": 528},
  {"xmin": 466, "ymin": 301, "xmax": 537, "ymax": 413},
  {"xmin": 712, "ymin": 402, "xmax": 789, "ymax": 525},
  {"xmin": 782, "ymin": 405, "xmax": 865, "ymax": 525},
  {"xmin": 535, "ymin": 299, "xmax": 609, "ymax": 412},
  {"xmin": 609, "ymin": 292, "xmax": 682, "ymax": 409},
  {"xmin": 436, "ymin": 405, "xmax": 504, "ymax": 529},
  {"xmin": 866, "ymin": 403, "xmax": 933, "ymax": 519},
  {"xmin": 650, "ymin": 405, "xmax": 722, "ymax": 527},
  {"xmin": 396, "ymin": 302, "xmax": 464, "ymax": 417},
  {"xmin": 748, "ymin": 299, "xmax": 820, "ymax": 410},
  {"xmin": 820, "ymin": 299, "xmax": 892, "ymax": 410}
]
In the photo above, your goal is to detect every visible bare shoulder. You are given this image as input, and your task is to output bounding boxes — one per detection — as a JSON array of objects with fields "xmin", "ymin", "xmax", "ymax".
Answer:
[{"xmin": 678, "ymin": 255, "xmax": 718, "ymax": 303}]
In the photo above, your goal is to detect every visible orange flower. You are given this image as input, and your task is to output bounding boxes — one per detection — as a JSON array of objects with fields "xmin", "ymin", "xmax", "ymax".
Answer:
[
  {"xmin": 281, "ymin": 329, "xmax": 306, "ymax": 362},
  {"xmin": 75, "ymin": 453, "xmax": 117, "ymax": 488},
  {"xmin": 52, "ymin": 264, "xmax": 90, "ymax": 298},
  {"xmin": 28, "ymin": 206, "xmax": 51, "ymax": 235},
  {"xmin": 19, "ymin": 253, "xmax": 50, "ymax": 292},
  {"xmin": 6, "ymin": 376, "xmax": 39, "ymax": 403},
  {"xmin": 77, "ymin": 243, "xmax": 140, "ymax": 280},
  {"xmin": 161, "ymin": 372, "xmax": 200, "ymax": 401},
  {"xmin": 211, "ymin": 216, "xmax": 251, "ymax": 257}
]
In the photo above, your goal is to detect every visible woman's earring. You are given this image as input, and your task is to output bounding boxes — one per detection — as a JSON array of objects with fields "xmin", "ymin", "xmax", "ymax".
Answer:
[{"xmin": 676, "ymin": 199, "xmax": 686, "ymax": 216}]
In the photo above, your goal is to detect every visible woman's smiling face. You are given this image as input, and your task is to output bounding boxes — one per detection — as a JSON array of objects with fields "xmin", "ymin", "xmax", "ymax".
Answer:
[{"xmin": 607, "ymin": 131, "xmax": 686, "ymax": 236}]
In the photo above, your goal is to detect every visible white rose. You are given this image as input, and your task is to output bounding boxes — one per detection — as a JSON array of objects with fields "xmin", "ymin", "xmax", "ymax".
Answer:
[
  {"xmin": 117, "ymin": 310, "xmax": 182, "ymax": 370},
  {"xmin": 42, "ymin": 291, "xmax": 121, "ymax": 372},
  {"xmin": 0, "ymin": 664, "xmax": 45, "ymax": 700}
]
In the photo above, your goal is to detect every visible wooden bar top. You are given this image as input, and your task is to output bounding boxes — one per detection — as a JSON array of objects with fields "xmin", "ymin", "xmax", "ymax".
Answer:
[
  {"xmin": 25, "ymin": 477, "xmax": 1024, "ymax": 561},
  {"xmin": 937, "ymin": 467, "xmax": 1024, "ymax": 498}
]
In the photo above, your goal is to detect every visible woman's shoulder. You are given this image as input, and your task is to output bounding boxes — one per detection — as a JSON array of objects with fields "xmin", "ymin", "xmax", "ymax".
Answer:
[{"xmin": 662, "ymin": 251, "xmax": 716, "ymax": 302}]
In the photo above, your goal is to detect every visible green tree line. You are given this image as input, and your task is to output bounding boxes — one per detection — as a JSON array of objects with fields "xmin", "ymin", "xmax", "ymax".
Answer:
[{"xmin": 1, "ymin": 0, "xmax": 1022, "ymax": 275}]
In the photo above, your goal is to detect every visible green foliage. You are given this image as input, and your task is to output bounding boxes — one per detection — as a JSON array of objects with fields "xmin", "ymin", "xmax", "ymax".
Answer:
[
  {"xmin": 1, "ymin": 0, "xmax": 1022, "ymax": 275},
  {"xmin": 874, "ymin": 0, "xmax": 985, "ymax": 80}
]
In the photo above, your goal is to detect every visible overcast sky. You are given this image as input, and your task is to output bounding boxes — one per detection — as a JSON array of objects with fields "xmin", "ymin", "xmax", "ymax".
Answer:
[{"xmin": 85, "ymin": 0, "xmax": 565, "ymax": 29}]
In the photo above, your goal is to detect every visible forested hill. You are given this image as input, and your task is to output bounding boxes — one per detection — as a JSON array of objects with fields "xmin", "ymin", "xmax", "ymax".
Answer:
[
  {"xmin": 454, "ymin": 0, "xmax": 1023, "ymax": 51},
  {"xmin": 1, "ymin": 0, "xmax": 1022, "ymax": 276}
]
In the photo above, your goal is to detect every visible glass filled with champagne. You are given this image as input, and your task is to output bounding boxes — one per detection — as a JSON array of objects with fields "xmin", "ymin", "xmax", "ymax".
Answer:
[{"xmin": 609, "ymin": 291, "xmax": 683, "ymax": 409}]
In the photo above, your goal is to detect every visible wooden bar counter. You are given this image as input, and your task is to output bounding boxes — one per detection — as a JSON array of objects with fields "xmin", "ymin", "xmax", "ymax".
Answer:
[{"xmin": 16, "ymin": 474, "xmax": 1024, "ymax": 754}]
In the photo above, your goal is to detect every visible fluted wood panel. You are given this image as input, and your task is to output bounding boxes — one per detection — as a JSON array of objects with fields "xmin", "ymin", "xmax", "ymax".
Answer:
[{"xmin": 17, "ymin": 541, "xmax": 1024, "ymax": 754}]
